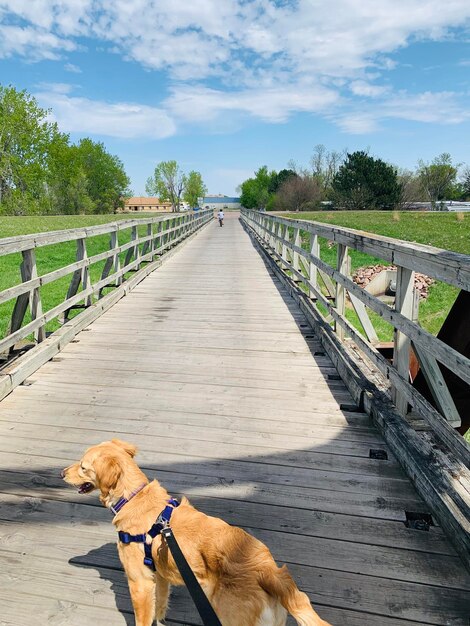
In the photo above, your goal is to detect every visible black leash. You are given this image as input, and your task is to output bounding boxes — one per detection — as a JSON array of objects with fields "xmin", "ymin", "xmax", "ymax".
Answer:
[{"xmin": 161, "ymin": 526, "xmax": 222, "ymax": 626}]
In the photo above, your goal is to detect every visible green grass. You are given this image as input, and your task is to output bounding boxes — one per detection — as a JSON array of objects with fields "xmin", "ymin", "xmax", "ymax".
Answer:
[
  {"xmin": 282, "ymin": 211, "xmax": 470, "ymax": 341},
  {"xmin": 0, "ymin": 214, "xmax": 167, "ymax": 342}
]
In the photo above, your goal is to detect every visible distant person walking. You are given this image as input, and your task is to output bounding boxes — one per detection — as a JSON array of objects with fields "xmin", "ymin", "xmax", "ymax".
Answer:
[{"xmin": 217, "ymin": 209, "xmax": 224, "ymax": 227}]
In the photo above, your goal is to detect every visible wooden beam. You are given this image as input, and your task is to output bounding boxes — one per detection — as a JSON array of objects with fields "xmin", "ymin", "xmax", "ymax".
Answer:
[
  {"xmin": 309, "ymin": 233, "xmax": 319, "ymax": 299},
  {"xmin": 392, "ymin": 267, "xmax": 415, "ymax": 415},
  {"xmin": 412, "ymin": 342, "xmax": 461, "ymax": 427},
  {"xmin": 349, "ymin": 293, "xmax": 379, "ymax": 344}
]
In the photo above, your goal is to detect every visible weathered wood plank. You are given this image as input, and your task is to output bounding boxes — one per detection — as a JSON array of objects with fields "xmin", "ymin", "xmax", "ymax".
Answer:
[
  {"xmin": 0, "ymin": 492, "xmax": 454, "ymax": 555},
  {"xmin": 246, "ymin": 211, "xmax": 470, "ymax": 387},
  {"xmin": 1, "ymin": 508, "xmax": 468, "ymax": 590},
  {"xmin": 392, "ymin": 266, "xmax": 415, "ymax": 415},
  {"xmin": 242, "ymin": 216, "xmax": 470, "ymax": 572},
  {"xmin": 0, "ymin": 454, "xmax": 421, "ymax": 521},
  {"xmin": 0, "ymin": 431, "xmax": 418, "ymax": 502},
  {"xmin": 1, "ymin": 213, "xmax": 468, "ymax": 626},
  {"xmin": 0, "ymin": 412, "xmax": 400, "ymax": 477},
  {"xmin": 246, "ymin": 211, "xmax": 470, "ymax": 290}
]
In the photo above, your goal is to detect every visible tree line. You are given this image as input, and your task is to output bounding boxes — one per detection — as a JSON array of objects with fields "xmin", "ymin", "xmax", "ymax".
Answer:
[
  {"xmin": 0, "ymin": 85, "xmax": 131, "ymax": 215},
  {"xmin": 0, "ymin": 85, "xmax": 209, "ymax": 216},
  {"xmin": 239, "ymin": 146, "xmax": 470, "ymax": 211}
]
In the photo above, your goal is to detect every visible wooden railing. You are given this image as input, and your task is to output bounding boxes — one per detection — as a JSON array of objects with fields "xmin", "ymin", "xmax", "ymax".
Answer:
[
  {"xmin": 0, "ymin": 210, "xmax": 212, "ymax": 356},
  {"xmin": 241, "ymin": 209, "xmax": 470, "ymax": 453}
]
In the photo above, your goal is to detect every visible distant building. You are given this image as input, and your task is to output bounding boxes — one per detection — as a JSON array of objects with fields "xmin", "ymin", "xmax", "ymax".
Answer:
[
  {"xmin": 202, "ymin": 195, "xmax": 241, "ymax": 210},
  {"xmin": 120, "ymin": 197, "xmax": 173, "ymax": 213}
]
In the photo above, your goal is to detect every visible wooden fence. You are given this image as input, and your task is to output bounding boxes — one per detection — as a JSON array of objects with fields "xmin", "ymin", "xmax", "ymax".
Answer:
[
  {"xmin": 0, "ymin": 210, "xmax": 212, "ymax": 357},
  {"xmin": 241, "ymin": 209, "xmax": 470, "ymax": 454}
]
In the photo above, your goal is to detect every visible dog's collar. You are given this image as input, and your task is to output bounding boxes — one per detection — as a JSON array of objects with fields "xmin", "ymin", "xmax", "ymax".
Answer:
[{"xmin": 110, "ymin": 483, "xmax": 148, "ymax": 515}]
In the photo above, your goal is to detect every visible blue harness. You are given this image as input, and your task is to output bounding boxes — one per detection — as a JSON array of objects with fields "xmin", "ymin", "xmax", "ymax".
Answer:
[{"xmin": 117, "ymin": 497, "xmax": 179, "ymax": 571}]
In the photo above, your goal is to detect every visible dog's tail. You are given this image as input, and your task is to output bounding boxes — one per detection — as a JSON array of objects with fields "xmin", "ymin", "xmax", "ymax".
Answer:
[{"xmin": 258, "ymin": 564, "xmax": 331, "ymax": 626}]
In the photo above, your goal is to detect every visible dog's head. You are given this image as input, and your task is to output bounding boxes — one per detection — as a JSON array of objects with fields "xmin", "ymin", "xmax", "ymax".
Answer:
[{"xmin": 61, "ymin": 439, "xmax": 137, "ymax": 500}]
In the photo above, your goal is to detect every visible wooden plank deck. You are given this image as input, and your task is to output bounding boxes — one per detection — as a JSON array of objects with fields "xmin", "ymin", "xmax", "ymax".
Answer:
[{"xmin": 0, "ymin": 212, "xmax": 469, "ymax": 626}]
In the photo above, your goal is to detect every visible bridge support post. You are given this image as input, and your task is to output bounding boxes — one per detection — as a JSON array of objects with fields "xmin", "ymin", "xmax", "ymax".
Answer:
[
  {"xmin": 392, "ymin": 266, "xmax": 415, "ymax": 415},
  {"xmin": 7, "ymin": 248, "xmax": 46, "ymax": 350},
  {"xmin": 335, "ymin": 244, "xmax": 348, "ymax": 340},
  {"xmin": 309, "ymin": 233, "xmax": 319, "ymax": 300},
  {"xmin": 293, "ymin": 227, "xmax": 301, "ymax": 280}
]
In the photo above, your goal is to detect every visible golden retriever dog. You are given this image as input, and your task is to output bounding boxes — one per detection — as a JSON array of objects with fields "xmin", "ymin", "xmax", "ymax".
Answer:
[{"xmin": 62, "ymin": 439, "xmax": 332, "ymax": 626}]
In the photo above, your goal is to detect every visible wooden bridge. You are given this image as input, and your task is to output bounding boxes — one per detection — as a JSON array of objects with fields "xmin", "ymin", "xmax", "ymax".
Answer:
[{"xmin": 0, "ymin": 210, "xmax": 469, "ymax": 625}]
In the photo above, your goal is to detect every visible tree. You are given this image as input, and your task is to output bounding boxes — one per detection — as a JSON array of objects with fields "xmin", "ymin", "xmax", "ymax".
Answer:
[
  {"xmin": 310, "ymin": 144, "xmax": 345, "ymax": 193},
  {"xmin": 74, "ymin": 138, "xmax": 130, "ymax": 213},
  {"xmin": 0, "ymin": 85, "xmax": 60, "ymax": 210},
  {"xmin": 332, "ymin": 151, "xmax": 401, "ymax": 209},
  {"xmin": 274, "ymin": 175, "xmax": 323, "ymax": 211},
  {"xmin": 239, "ymin": 166, "xmax": 277, "ymax": 209},
  {"xmin": 418, "ymin": 153, "xmax": 458, "ymax": 208},
  {"xmin": 183, "ymin": 170, "xmax": 207, "ymax": 208},
  {"xmin": 461, "ymin": 167, "xmax": 470, "ymax": 200},
  {"xmin": 0, "ymin": 84, "xmax": 131, "ymax": 215},
  {"xmin": 268, "ymin": 169, "xmax": 297, "ymax": 194},
  {"xmin": 146, "ymin": 160, "xmax": 187, "ymax": 212},
  {"xmin": 395, "ymin": 168, "xmax": 424, "ymax": 210}
]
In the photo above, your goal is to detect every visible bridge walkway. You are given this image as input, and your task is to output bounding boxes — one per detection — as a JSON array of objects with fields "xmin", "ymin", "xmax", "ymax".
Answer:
[{"xmin": 0, "ymin": 212, "xmax": 468, "ymax": 625}]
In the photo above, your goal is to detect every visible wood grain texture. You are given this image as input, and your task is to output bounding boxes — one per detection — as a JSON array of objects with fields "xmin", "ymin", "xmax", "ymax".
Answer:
[{"xmin": 0, "ymin": 212, "xmax": 469, "ymax": 626}]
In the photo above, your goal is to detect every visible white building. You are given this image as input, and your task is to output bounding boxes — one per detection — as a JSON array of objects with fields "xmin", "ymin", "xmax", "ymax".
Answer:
[{"xmin": 202, "ymin": 195, "xmax": 241, "ymax": 210}]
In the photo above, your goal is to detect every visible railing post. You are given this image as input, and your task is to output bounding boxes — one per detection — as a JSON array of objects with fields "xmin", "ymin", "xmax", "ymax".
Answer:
[
  {"xmin": 164, "ymin": 219, "xmax": 169, "ymax": 250},
  {"xmin": 112, "ymin": 228, "xmax": 122, "ymax": 286},
  {"xmin": 154, "ymin": 220, "xmax": 162, "ymax": 255},
  {"xmin": 282, "ymin": 225, "xmax": 290, "ymax": 266},
  {"xmin": 392, "ymin": 266, "xmax": 415, "ymax": 415},
  {"xmin": 124, "ymin": 225, "xmax": 139, "ymax": 269},
  {"xmin": 309, "ymin": 232, "xmax": 319, "ymax": 299},
  {"xmin": 293, "ymin": 227, "xmax": 301, "ymax": 279},
  {"xmin": 26, "ymin": 249, "xmax": 46, "ymax": 343},
  {"xmin": 274, "ymin": 221, "xmax": 281, "ymax": 258},
  {"xmin": 78, "ymin": 239, "xmax": 92, "ymax": 306},
  {"xmin": 335, "ymin": 243, "xmax": 348, "ymax": 340},
  {"xmin": 99, "ymin": 227, "xmax": 120, "ymax": 297},
  {"xmin": 8, "ymin": 248, "xmax": 46, "ymax": 349},
  {"xmin": 135, "ymin": 226, "xmax": 142, "ymax": 269},
  {"xmin": 141, "ymin": 222, "xmax": 153, "ymax": 259},
  {"xmin": 63, "ymin": 238, "xmax": 92, "ymax": 320}
]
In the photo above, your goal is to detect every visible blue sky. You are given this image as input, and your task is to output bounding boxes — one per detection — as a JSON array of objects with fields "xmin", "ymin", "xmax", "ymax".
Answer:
[{"xmin": 1, "ymin": 1, "xmax": 469, "ymax": 195}]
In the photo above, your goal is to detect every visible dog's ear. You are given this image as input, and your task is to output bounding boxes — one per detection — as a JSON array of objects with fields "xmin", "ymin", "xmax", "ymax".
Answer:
[
  {"xmin": 95, "ymin": 455, "xmax": 121, "ymax": 497},
  {"xmin": 111, "ymin": 439, "xmax": 137, "ymax": 457}
]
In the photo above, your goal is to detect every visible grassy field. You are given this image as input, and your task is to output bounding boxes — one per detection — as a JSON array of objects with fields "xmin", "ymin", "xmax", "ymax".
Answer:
[
  {"xmin": 282, "ymin": 211, "xmax": 470, "ymax": 340},
  {"xmin": 0, "ymin": 214, "xmax": 166, "ymax": 342}
]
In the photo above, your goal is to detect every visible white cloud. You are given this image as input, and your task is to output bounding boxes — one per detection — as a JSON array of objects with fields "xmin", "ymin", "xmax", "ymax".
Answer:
[
  {"xmin": 350, "ymin": 81, "xmax": 389, "ymax": 98},
  {"xmin": 166, "ymin": 84, "xmax": 339, "ymax": 124},
  {"xmin": 35, "ymin": 89, "xmax": 177, "ymax": 139},
  {"xmin": 36, "ymin": 82, "xmax": 75, "ymax": 94},
  {"xmin": 336, "ymin": 114, "xmax": 381, "ymax": 134},
  {"xmin": 2, "ymin": 0, "xmax": 470, "ymax": 132},
  {"xmin": 4, "ymin": 1, "xmax": 470, "ymax": 80},
  {"xmin": 335, "ymin": 90, "xmax": 470, "ymax": 134},
  {"xmin": 0, "ymin": 24, "xmax": 76, "ymax": 60},
  {"xmin": 64, "ymin": 62, "xmax": 82, "ymax": 73},
  {"xmin": 383, "ymin": 91, "xmax": 470, "ymax": 124}
]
